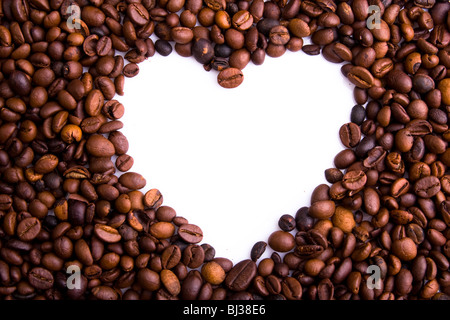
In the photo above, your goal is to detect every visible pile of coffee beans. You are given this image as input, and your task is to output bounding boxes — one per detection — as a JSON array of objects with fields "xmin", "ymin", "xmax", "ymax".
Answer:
[{"xmin": 0, "ymin": 0, "xmax": 449, "ymax": 300}]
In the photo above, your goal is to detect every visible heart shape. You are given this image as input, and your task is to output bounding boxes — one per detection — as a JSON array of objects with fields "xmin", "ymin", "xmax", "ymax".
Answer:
[{"xmin": 121, "ymin": 51, "xmax": 352, "ymax": 262}]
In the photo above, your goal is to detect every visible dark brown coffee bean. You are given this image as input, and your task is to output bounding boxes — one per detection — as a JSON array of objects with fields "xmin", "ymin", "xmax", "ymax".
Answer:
[
  {"xmin": 392, "ymin": 237, "xmax": 418, "ymax": 261},
  {"xmin": 161, "ymin": 245, "xmax": 182, "ymax": 269},
  {"xmin": 94, "ymin": 224, "xmax": 122, "ymax": 243},
  {"xmin": 342, "ymin": 170, "xmax": 367, "ymax": 191},
  {"xmin": 192, "ymin": 38, "xmax": 214, "ymax": 64},
  {"xmin": 309, "ymin": 200, "xmax": 335, "ymax": 219},
  {"xmin": 123, "ymin": 63, "xmax": 140, "ymax": 78},
  {"xmin": 278, "ymin": 214, "xmax": 296, "ymax": 232},
  {"xmin": 414, "ymin": 176, "xmax": 441, "ymax": 198},
  {"xmin": 34, "ymin": 154, "xmax": 59, "ymax": 174},
  {"xmin": 9, "ymin": 70, "xmax": 31, "ymax": 96},
  {"xmin": 182, "ymin": 244, "xmax": 205, "ymax": 269},
  {"xmin": 178, "ymin": 224, "xmax": 203, "ymax": 243},
  {"xmin": 137, "ymin": 268, "xmax": 160, "ymax": 291},
  {"xmin": 28, "ymin": 267, "xmax": 54, "ymax": 290},
  {"xmin": 269, "ymin": 25, "xmax": 290, "ymax": 45},
  {"xmin": 302, "ymin": 44, "xmax": 321, "ymax": 55},
  {"xmin": 17, "ymin": 217, "xmax": 41, "ymax": 241},
  {"xmin": 250, "ymin": 241, "xmax": 267, "ymax": 261},
  {"xmin": 347, "ymin": 66, "xmax": 375, "ymax": 89},
  {"xmin": 339, "ymin": 122, "xmax": 361, "ymax": 148},
  {"xmin": 127, "ymin": 3, "xmax": 150, "ymax": 26},
  {"xmin": 386, "ymin": 69, "xmax": 413, "ymax": 93},
  {"xmin": 171, "ymin": 27, "xmax": 194, "ymax": 45},
  {"xmin": 317, "ymin": 278, "xmax": 334, "ymax": 300},
  {"xmin": 118, "ymin": 172, "xmax": 146, "ymax": 190},
  {"xmin": 86, "ymin": 134, "xmax": 116, "ymax": 157},
  {"xmin": 268, "ymin": 230, "xmax": 295, "ymax": 252},
  {"xmin": 225, "ymin": 259, "xmax": 257, "ymax": 291},
  {"xmin": 288, "ymin": 18, "xmax": 310, "ymax": 38}
]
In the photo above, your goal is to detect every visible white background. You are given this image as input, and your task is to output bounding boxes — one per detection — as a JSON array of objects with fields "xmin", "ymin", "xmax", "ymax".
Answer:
[{"xmin": 120, "ymin": 45, "xmax": 355, "ymax": 263}]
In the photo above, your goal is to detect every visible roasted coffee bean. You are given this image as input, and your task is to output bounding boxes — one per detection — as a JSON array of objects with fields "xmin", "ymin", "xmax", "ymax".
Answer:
[
  {"xmin": 268, "ymin": 230, "xmax": 295, "ymax": 252},
  {"xmin": 192, "ymin": 38, "xmax": 214, "ymax": 64},
  {"xmin": 339, "ymin": 122, "xmax": 361, "ymax": 148},
  {"xmin": 28, "ymin": 267, "xmax": 54, "ymax": 290},
  {"xmin": 278, "ymin": 214, "xmax": 296, "ymax": 232},
  {"xmin": 123, "ymin": 63, "xmax": 140, "ymax": 78},
  {"xmin": 225, "ymin": 259, "xmax": 257, "ymax": 291},
  {"xmin": 16, "ymin": 217, "xmax": 41, "ymax": 241},
  {"xmin": 342, "ymin": 170, "xmax": 367, "ymax": 191},
  {"xmin": 414, "ymin": 176, "xmax": 441, "ymax": 198},
  {"xmin": 154, "ymin": 40, "xmax": 173, "ymax": 56},
  {"xmin": 217, "ymin": 68, "xmax": 244, "ymax": 88},
  {"xmin": 178, "ymin": 224, "xmax": 203, "ymax": 243},
  {"xmin": 86, "ymin": 134, "xmax": 116, "ymax": 157},
  {"xmin": 347, "ymin": 66, "xmax": 375, "ymax": 89},
  {"xmin": 250, "ymin": 241, "xmax": 267, "ymax": 261}
]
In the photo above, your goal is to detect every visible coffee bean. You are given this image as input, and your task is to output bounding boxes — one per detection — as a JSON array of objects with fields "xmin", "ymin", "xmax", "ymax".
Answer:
[
  {"xmin": 178, "ymin": 224, "xmax": 203, "ymax": 243},
  {"xmin": 127, "ymin": 3, "xmax": 150, "ymax": 26},
  {"xmin": 225, "ymin": 259, "xmax": 257, "ymax": 291},
  {"xmin": 269, "ymin": 25, "xmax": 290, "ymax": 45},
  {"xmin": 232, "ymin": 10, "xmax": 253, "ymax": 31},
  {"xmin": 17, "ymin": 217, "xmax": 41, "ymax": 242},
  {"xmin": 386, "ymin": 69, "xmax": 413, "ymax": 93},
  {"xmin": 34, "ymin": 154, "xmax": 59, "ymax": 174},
  {"xmin": 155, "ymin": 40, "xmax": 173, "ymax": 56},
  {"xmin": 295, "ymin": 207, "xmax": 314, "ymax": 231},
  {"xmin": 268, "ymin": 231, "xmax": 295, "ymax": 252},
  {"xmin": 9, "ymin": 70, "xmax": 31, "ymax": 96},
  {"xmin": 342, "ymin": 170, "xmax": 367, "ymax": 191},
  {"xmin": 414, "ymin": 176, "xmax": 441, "ymax": 198},
  {"xmin": 278, "ymin": 214, "xmax": 296, "ymax": 232},
  {"xmin": 28, "ymin": 267, "xmax": 54, "ymax": 290},
  {"xmin": 161, "ymin": 269, "xmax": 181, "ymax": 296},
  {"xmin": 347, "ymin": 66, "xmax": 375, "ymax": 89},
  {"xmin": 339, "ymin": 123, "xmax": 361, "ymax": 148},
  {"xmin": 217, "ymin": 67, "xmax": 244, "ymax": 88},
  {"xmin": 309, "ymin": 200, "xmax": 336, "ymax": 219},
  {"xmin": 192, "ymin": 38, "xmax": 214, "ymax": 64},
  {"xmin": 86, "ymin": 134, "xmax": 116, "ymax": 157},
  {"xmin": 392, "ymin": 237, "xmax": 418, "ymax": 261},
  {"xmin": 123, "ymin": 63, "xmax": 139, "ymax": 78},
  {"xmin": 201, "ymin": 261, "xmax": 226, "ymax": 285},
  {"xmin": 137, "ymin": 268, "xmax": 161, "ymax": 291},
  {"xmin": 161, "ymin": 245, "xmax": 181, "ymax": 269}
]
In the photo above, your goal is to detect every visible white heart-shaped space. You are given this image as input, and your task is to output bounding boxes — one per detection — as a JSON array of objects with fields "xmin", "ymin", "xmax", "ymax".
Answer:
[{"xmin": 121, "ymin": 48, "xmax": 353, "ymax": 263}]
